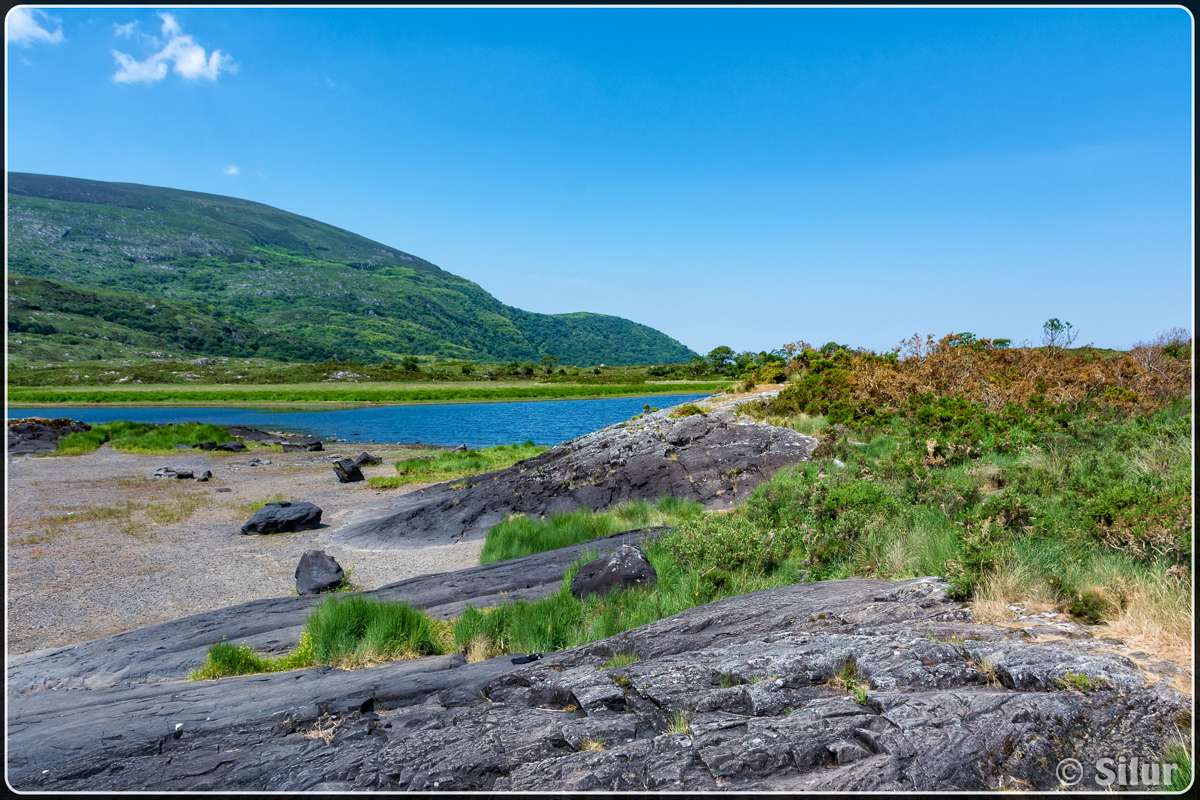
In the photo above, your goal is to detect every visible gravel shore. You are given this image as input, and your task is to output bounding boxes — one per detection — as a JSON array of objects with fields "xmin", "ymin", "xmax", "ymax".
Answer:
[{"xmin": 5, "ymin": 444, "xmax": 484, "ymax": 655}]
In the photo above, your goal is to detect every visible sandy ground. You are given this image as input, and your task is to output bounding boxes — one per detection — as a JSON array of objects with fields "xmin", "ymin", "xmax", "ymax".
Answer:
[{"xmin": 5, "ymin": 443, "xmax": 483, "ymax": 655}]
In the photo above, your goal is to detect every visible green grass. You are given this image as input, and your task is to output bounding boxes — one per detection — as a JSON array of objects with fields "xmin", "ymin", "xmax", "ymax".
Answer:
[
  {"xmin": 54, "ymin": 420, "xmax": 239, "ymax": 455},
  {"xmin": 369, "ymin": 441, "xmax": 548, "ymax": 489},
  {"xmin": 602, "ymin": 652, "xmax": 640, "ymax": 669},
  {"xmin": 188, "ymin": 634, "xmax": 316, "ymax": 680},
  {"xmin": 478, "ymin": 495, "xmax": 704, "ymax": 565},
  {"xmin": 1158, "ymin": 740, "xmax": 1193, "ymax": 791},
  {"xmin": 303, "ymin": 594, "xmax": 447, "ymax": 667},
  {"xmin": 190, "ymin": 594, "xmax": 449, "ymax": 679}
]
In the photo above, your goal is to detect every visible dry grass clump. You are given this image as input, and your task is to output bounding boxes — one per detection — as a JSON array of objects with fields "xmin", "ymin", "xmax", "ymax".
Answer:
[
  {"xmin": 463, "ymin": 634, "xmax": 500, "ymax": 664},
  {"xmin": 1094, "ymin": 569, "xmax": 1192, "ymax": 681},
  {"xmin": 970, "ymin": 562, "xmax": 1058, "ymax": 623},
  {"xmin": 300, "ymin": 713, "xmax": 344, "ymax": 745}
]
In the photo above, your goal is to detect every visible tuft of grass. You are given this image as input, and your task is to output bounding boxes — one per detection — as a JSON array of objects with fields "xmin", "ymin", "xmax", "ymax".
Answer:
[
  {"xmin": 1055, "ymin": 671, "xmax": 1109, "ymax": 692},
  {"xmin": 668, "ymin": 404, "xmax": 707, "ymax": 418},
  {"xmin": 1158, "ymin": 737, "xmax": 1192, "ymax": 792},
  {"xmin": 189, "ymin": 596, "xmax": 447, "ymax": 680},
  {"xmin": 369, "ymin": 441, "xmax": 548, "ymax": 489},
  {"xmin": 188, "ymin": 632, "xmax": 315, "ymax": 680},
  {"xmin": 578, "ymin": 735, "xmax": 606, "ymax": 751},
  {"xmin": 603, "ymin": 651, "xmax": 639, "ymax": 670},
  {"xmin": 303, "ymin": 594, "xmax": 447, "ymax": 668},
  {"xmin": 828, "ymin": 656, "xmax": 870, "ymax": 704},
  {"xmin": 666, "ymin": 709, "xmax": 692, "ymax": 735}
]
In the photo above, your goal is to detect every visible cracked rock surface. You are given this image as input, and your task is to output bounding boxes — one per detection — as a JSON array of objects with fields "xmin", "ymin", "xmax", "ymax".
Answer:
[
  {"xmin": 7, "ymin": 575, "xmax": 1187, "ymax": 791},
  {"xmin": 329, "ymin": 407, "xmax": 818, "ymax": 550}
]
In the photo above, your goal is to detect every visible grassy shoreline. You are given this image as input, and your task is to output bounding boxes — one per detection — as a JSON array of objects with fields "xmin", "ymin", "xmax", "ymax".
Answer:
[{"xmin": 7, "ymin": 381, "xmax": 721, "ymax": 407}]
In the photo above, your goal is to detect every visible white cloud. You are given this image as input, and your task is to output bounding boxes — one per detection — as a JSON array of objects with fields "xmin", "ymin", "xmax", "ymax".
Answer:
[
  {"xmin": 111, "ymin": 12, "xmax": 237, "ymax": 84},
  {"xmin": 6, "ymin": 7, "xmax": 65, "ymax": 46},
  {"xmin": 159, "ymin": 12, "xmax": 181, "ymax": 38},
  {"xmin": 113, "ymin": 21, "xmax": 138, "ymax": 39},
  {"xmin": 223, "ymin": 165, "xmax": 240, "ymax": 176},
  {"xmin": 326, "ymin": 77, "xmax": 336, "ymax": 88}
]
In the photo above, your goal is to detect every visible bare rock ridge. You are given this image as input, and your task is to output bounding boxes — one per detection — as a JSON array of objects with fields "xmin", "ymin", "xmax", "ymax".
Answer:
[
  {"xmin": 330, "ymin": 407, "xmax": 818, "ymax": 551},
  {"xmin": 7, "ymin": 573, "xmax": 1187, "ymax": 791}
]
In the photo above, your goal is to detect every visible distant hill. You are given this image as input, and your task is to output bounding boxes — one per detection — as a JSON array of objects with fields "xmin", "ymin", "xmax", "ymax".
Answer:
[{"xmin": 6, "ymin": 173, "xmax": 697, "ymax": 365}]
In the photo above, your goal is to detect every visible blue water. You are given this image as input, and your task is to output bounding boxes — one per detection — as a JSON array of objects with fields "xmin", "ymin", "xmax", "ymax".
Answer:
[{"xmin": 8, "ymin": 394, "xmax": 709, "ymax": 449}]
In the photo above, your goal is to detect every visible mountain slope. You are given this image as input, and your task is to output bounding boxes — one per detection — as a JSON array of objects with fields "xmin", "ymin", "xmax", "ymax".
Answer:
[
  {"xmin": 6, "ymin": 173, "xmax": 697, "ymax": 365},
  {"xmin": 7, "ymin": 274, "xmax": 337, "ymax": 363}
]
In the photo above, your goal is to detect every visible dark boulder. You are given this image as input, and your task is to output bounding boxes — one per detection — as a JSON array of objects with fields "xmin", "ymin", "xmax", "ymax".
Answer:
[
  {"xmin": 239, "ymin": 501, "xmax": 322, "ymax": 535},
  {"xmin": 295, "ymin": 550, "xmax": 345, "ymax": 595},
  {"xmin": 330, "ymin": 404, "xmax": 819, "ymax": 550},
  {"xmin": 196, "ymin": 470, "xmax": 212, "ymax": 482},
  {"xmin": 451, "ymin": 444, "xmax": 468, "ymax": 452},
  {"xmin": 215, "ymin": 441, "xmax": 247, "ymax": 452},
  {"xmin": 353, "ymin": 451, "xmax": 382, "ymax": 467},
  {"xmin": 332, "ymin": 459, "xmax": 365, "ymax": 483},
  {"xmin": 193, "ymin": 442, "xmax": 217, "ymax": 451},
  {"xmin": 570, "ymin": 544, "xmax": 657, "ymax": 599}
]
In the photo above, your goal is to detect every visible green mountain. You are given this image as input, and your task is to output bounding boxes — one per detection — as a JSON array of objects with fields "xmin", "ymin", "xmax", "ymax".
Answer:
[
  {"xmin": 7, "ymin": 274, "xmax": 337, "ymax": 363},
  {"xmin": 6, "ymin": 173, "xmax": 697, "ymax": 365}
]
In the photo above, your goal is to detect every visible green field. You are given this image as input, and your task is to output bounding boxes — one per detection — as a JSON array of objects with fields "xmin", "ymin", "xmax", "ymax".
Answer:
[{"xmin": 7, "ymin": 380, "xmax": 721, "ymax": 407}]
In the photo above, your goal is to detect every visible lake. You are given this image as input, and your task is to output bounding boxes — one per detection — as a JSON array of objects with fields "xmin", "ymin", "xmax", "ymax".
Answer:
[{"xmin": 8, "ymin": 393, "xmax": 710, "ymax": 449}]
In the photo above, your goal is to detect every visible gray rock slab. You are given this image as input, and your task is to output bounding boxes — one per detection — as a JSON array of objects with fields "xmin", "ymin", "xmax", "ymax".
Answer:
[{"xmin": 7, "ymin": 574, "xmax": 1187, "ymax": 792}]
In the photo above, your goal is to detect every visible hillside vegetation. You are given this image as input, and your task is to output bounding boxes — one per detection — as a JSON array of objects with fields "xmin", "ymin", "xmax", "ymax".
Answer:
[
  {"xmin": 7, "ymin": 173, "xmax": 697, "ymax": 366},
  {"xmin": 7, "ymin": 274, "xmax": 335, "ymax": 363}
]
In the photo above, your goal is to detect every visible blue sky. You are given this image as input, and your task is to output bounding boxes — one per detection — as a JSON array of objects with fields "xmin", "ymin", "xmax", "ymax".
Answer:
[{"xmin": 5, "ymin": 6, "xmax": 1193, "ymax": 355}]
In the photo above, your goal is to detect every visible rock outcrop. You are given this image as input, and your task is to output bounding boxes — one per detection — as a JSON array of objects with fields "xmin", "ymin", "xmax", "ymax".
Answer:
[
  {"xmin": 6, "ymin": 560, "xmax": 1188, "ymax": 792},
  {"xmin": 6, "ymin": 417, "xmax": 90, "ymax": 455},
  {"xmin": 329, "ymin": 407, "xmax": 819, "ymax": 550}
]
